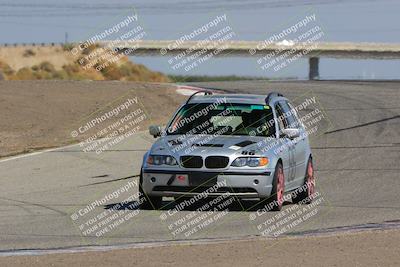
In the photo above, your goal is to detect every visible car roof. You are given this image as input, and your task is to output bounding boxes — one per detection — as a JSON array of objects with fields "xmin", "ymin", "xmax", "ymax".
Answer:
[{"xmin": 187, "ymin": 93, "xmax": 286, "ymax": 105}]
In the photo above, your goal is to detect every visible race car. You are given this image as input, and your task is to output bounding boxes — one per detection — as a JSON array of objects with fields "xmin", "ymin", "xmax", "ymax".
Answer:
[{"xmin": 139, "ymin": 90, "xmax": 315, "ymax": 211}]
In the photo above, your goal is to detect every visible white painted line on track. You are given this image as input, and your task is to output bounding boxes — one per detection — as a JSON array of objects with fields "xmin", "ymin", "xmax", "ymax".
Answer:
[
  {"xmin": 0, "ymin": 83, "xmax": 199, "ymax": 164},
  {"xmin": 0, "ymin": 131, "xmax": 150, "ymax": 164},
  {"xmin": 0, "ymin": 142, "xmax": 81, "ymax": 163},
  {"xmin": 2, "ymin": 220, "xmax": 400, "ymax": 257},
  {"xmin": 0, "ymin": 83, "xmax": 215, "ymax": 164},
  {"xmin": 0, "ymin": 235, "xmax": 261, "ymax": 257},
  {"xmin": 175, "ymin": 84, "xmax": 221, "ymax": 95}
]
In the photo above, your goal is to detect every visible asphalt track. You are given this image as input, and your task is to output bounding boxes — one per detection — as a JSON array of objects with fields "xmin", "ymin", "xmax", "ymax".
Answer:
[{"xmin": 0, "ymin": 80, "xmax": 399, "ymax": 253}]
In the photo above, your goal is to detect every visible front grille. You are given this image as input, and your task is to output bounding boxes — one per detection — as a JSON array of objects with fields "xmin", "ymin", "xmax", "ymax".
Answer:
[
  {"xmin": 205, "ymin": 156, "xmax": 229, "ymax": 169},
  {"xmin": 181, "ymin": 156, "xmax": 203, "ymax": 168}
]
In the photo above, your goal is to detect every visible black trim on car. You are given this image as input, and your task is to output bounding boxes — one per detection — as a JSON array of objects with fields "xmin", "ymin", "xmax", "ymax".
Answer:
[
  {"xmin": 153, "ymin": 186, "xmax": 258, "ymax": 193},
  {"xmin": 143, "ymin": 169, "xmax": 271, "ymax": 176},
  {"xmin": 234, "ymin": 140, "xmax": 256, "ymax": 147}
]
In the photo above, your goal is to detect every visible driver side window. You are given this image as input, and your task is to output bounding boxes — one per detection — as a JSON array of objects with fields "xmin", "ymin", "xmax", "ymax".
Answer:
[
  {"xmin": 280, "ymin": 101, "xmax": 298, "ymax": 128},
  {"xmin": 275, "ymin": 103, "xmax": 289, "ymax": 136}
]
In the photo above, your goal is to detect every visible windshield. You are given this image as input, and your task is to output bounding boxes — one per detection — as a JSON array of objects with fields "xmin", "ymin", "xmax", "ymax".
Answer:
[{"xmin": 166, "ymin": 103, "xmax": 276, "ymax": 137}]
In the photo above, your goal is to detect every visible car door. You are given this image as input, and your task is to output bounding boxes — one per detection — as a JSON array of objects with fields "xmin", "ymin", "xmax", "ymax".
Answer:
[
  {"xmin": 274, "ymin": 102, "xmax": 296, "ymax": 188},
  {"xmin": 280, "ymin": 100, "xmax": 308, "ymax": 187}
]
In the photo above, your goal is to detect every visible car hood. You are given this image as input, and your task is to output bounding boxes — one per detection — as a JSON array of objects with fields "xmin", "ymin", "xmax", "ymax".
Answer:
[{"xmin": 150, "ymin": 134, "xmax": 278, "ymax": 157}]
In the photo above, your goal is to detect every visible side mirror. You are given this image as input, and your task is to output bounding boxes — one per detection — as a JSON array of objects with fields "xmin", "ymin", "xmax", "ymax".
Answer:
[
  {"xmin": 149, "ymin": 125, "xmax": 162, "ymax": 138},
  {"xmin": 280, "ymin": 128, "xmax": 300, "ymax": 139}
]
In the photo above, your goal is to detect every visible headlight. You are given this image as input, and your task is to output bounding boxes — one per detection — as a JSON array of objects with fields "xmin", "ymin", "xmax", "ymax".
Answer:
[
  {"xmin": 147, "ymin": 155, "xmax": 177, "ymax": 165},
  {"xmin": 231, "ymin": 157, "xmax": 269, "ymax": 167}
]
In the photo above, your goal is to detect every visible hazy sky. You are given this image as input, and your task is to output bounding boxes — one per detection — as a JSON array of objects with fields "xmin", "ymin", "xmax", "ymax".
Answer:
[{"xmin": 1, "ymin": 0, "xmax": 399, "ymax": 79}]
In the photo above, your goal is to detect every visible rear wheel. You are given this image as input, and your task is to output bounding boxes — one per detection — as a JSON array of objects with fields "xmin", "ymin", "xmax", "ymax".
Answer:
[
  {"xmin": 265, "ymin": 162, "xmax": 285, "ymax": 211},
  {"xmin": 138, "ymin": 170, "xmax": 162, "ymax": 210},
  {"xmin": 292, "ymin": 157, "xmax": 315, "ymax": 204}
]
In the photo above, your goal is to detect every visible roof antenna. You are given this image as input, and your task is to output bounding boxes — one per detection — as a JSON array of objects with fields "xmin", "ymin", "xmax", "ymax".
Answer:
[{"xmin": 186, "ymin": 90, "xmax": 213, "ymax": 104}]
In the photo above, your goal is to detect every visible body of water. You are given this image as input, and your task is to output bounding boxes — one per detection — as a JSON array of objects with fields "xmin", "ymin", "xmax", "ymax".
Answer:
[{"xmin": 1, "ymin": 0, "xmax": 399, "ymax": 79}]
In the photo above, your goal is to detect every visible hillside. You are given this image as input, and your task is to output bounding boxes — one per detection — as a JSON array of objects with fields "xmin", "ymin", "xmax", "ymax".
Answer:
[{"xmin": 0, "ymin": 44, "xmax": 170, "ymax": 82}]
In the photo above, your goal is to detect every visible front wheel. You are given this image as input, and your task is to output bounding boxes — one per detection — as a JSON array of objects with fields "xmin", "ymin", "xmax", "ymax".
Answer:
[
  {"xmin": 265, "ymin": 162, "xmax": 285, "ymax": 211},
  {"xmin": 292, "ymin": 157, "xmax": 315, "ymax": 204}
]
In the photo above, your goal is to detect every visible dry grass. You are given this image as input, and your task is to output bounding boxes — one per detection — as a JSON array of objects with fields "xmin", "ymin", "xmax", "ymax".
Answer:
[{"xmin": 0, "ymin": 45, "xmax": 170, "ymax": 82}]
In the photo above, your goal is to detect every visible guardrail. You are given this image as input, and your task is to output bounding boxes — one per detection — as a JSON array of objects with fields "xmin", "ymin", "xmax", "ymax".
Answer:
[
  {"xmin": 0, "ymin": 43, "xmax": 64, "ymax": 47},
  {"xmin": 101, "ymin": 40, "xmax": 400, "ymax": 80}
]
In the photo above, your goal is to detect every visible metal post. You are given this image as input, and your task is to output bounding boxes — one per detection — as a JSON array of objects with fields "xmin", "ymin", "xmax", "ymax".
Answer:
[{"xmin": 309, "ymin": 57, "xmax": 319, "ymax": 80}]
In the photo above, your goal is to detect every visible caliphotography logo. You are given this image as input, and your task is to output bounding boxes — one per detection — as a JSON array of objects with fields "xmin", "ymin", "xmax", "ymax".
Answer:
[{"xmin": 0, "ymin": 1, "xmax": 399, "ymax": 267}]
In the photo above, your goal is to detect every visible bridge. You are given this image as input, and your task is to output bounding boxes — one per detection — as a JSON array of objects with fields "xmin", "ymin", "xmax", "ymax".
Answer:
[{"xmin": 101, "ymin": 40, "xmax": 400, "ymax": 80}]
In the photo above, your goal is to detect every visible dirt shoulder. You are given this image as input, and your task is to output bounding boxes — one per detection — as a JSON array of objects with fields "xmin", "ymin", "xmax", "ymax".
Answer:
[
  {"xmin": 1, "ymin": 229, "xmax": 399, "ymax": 267},
  {"xmin": 0, "ymin": 80, "xmax": 186, "ymax": 158}
]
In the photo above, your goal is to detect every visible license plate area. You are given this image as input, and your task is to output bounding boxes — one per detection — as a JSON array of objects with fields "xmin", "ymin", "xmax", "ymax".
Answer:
[{"xmin": 189, "ymin": 172, "xmax": 218, "ymax": 186}]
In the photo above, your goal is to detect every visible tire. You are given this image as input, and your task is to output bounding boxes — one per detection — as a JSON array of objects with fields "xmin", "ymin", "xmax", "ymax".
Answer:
[
  {"xmin": 138, "ymin": 170, "xmax": 162, "ymax": 210},
  {"xmin": 292, "ymin": 157, "xmax": 315, "ymax": 204},
  {"xmin": 265, "ymin": 162, "xmax": 285, "ymax": 211}
]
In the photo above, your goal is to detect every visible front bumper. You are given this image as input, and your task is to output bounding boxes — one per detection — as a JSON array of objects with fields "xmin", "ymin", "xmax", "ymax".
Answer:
[{"xmin": 142, "ymin": 169, "xmax": 274, "ymax": 198}]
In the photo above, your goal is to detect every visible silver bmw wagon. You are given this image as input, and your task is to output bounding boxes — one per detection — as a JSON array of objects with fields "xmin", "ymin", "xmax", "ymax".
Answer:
[{"xmin": 139, "ymin": 91, "xmax": 315, "ymax": 211}]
